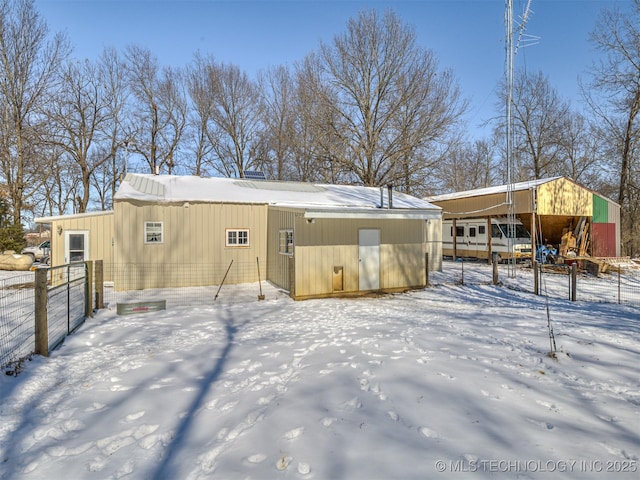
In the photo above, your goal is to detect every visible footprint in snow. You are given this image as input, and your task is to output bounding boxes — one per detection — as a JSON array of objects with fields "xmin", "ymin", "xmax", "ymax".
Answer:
[
  {"xmin": 321, "ymin": 417, "xmax": 337, "ymax": 427},
  {"xmin": 84, "ymin": 402, "xmax": 106, "ymax": 412},
  {"xmin": 284, "ymin": 427, "xmax": 304, "ymax": 440},
  {"xmin": 359, "ymin": 378, "xmax": 370, "ymax": 391},
  {"xmin": 276, "ymin": 455, "xmax": 293, "ymax": 471},
  {"xmin": 123, "ymin": 411, "xmax": 145, "ymax": 422},
  {"xmin": 344, "ymin": 397, "xmax": 362, "ymax": 409},
  {"xmin": 526, "ymin": 418, "xmax": 554, "ymax": 430},
  {"xmin": 246, "ymin": 453, "xmax": 267, "ymax": 464},
  {"xmin": 419, "ymin": 426, "xmax": 440, "ymax": 439},
  {"xmin": 298, "ymin": 462, "xmax": 311, "ymax": 475}
]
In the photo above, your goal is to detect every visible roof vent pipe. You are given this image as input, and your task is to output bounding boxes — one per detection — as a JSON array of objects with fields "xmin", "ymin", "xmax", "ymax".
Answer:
[
  {"xmin": 387, "ymin": 184, "xmax": 393, "ymax": 209},
  {"xmin": 379, "ymin": 187, "xmax": 384, "ymax": 208}
]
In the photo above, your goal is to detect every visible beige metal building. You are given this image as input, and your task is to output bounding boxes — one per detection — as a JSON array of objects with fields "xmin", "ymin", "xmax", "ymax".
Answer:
[
  {"xmin": 426, "ymin": 176, "xmax": 621, "ymax": 260},
  {"xmin": 37, "ymin": 174, "xmax": 442, "ymax": 300}
]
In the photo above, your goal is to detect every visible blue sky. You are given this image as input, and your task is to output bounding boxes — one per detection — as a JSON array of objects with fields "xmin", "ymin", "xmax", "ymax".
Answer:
[{"xmin": 34, "ymin": 0, "xmax": 624, "ymax": 139}]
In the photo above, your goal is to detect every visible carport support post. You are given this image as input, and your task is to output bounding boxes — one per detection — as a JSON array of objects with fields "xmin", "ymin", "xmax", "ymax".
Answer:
[
  {"xmin": 452, "ymin": 218, "xmax": 457, "ymax": 259},
  {"xmin": 487, "ymin": 217, "xmax": 493, "ymax": 264},
  {"xmin": 571, "ymin": 262, "xmax": 577, "ymax": 301},
  {"xmin": 533, "ymin": 260, "xmax": 539, "ymax": 295},
  {"xmin": 95, "ymin": 260, "xmax": 104, "ymax": 310},
  {"xmin": 34, "ymin": 268, "xmax": 49, "ymax": 357},
  {"xmin": 492, "ymin": 253, "xmax": 499, "ymax": 285}
]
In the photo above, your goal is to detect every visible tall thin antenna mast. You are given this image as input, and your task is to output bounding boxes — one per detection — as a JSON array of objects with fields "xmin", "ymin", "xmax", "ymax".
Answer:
[{"xmin": 505, "ymin": 0, "xmax": 535, "ymax": 278}]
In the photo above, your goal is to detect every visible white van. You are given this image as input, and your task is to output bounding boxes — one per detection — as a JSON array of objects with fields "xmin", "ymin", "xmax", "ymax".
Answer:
[{"xmin": 442, "ymin": 217, "xmax": 532, "ymax": 262}]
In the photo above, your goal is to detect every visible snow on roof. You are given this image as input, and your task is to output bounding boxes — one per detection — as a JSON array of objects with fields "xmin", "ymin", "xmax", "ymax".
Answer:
[
  {"xmin": 115, "ymin": 174, "xmax": 441, "ymax": 212},
  {"xmin": 424, "ymin": 177, "xmax": 563, "ymax": 202}
]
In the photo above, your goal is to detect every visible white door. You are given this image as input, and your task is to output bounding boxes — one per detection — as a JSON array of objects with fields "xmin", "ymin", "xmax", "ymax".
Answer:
[
  {"xmin": 65, "ymin": 231, "xmax": 89, "ymax": 263},
  {"xmin": 359, "ymin": 229, "xmax": 380, "ymax": 291}
]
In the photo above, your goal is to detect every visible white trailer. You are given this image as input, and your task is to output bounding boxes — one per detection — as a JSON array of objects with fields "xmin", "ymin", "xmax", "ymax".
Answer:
[{"xmin": 443, "ymin": 217, "xmax": 532, "ymax": 262}]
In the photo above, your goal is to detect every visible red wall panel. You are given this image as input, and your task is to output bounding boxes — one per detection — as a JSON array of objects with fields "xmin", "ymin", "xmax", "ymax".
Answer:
[{"xmin": 591, "ymin": 223, "xmax": 617, "ymax": 257}]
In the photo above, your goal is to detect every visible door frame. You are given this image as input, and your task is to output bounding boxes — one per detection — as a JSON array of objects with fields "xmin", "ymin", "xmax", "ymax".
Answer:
[
  {"xmin": 64, "ymin": 230, "xmax": 90, "ymax": 264},
  {"xmin": 358, "ymin": 228, "xmax": 380, "ymax": 291}
]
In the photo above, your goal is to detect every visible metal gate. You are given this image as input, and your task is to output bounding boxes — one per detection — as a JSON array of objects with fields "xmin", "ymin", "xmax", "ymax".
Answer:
[{"xmin": 46, "ymin": 263, "xmax": 89, "ymax": 351}]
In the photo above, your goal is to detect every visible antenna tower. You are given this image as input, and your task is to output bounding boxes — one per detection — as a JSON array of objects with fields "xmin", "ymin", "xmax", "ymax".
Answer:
[{"xmin": 505, "ymin": 0, "xmax": 535, "ymax": 277}]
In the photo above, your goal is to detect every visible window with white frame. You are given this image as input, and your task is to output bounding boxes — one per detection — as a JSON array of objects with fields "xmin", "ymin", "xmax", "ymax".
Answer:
[
  {"xmin": 279, "ymin": 229, "xmax": 294, "ymax": 255},
  {"xmin": 144, "ymin": 222, "xmax": 163, "ymax": 243},
  {"xmin": 226, "ymin": 229, "xmax": 249, "ymax": 246}
]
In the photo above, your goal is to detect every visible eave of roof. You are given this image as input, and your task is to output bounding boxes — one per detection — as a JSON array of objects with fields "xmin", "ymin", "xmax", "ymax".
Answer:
[
  {"xmin": 35, "ymin": 210, "xmax": 114, "ymax": 223},
  {"xmin": 425, "ymin": 177, "xmax": 562, "ymax": 202}
]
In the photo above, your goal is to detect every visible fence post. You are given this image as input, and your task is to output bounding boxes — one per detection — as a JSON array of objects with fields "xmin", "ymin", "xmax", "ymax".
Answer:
[
  {"xmin": 492, "ymin": 253, "xmax": 499, "ymax": 285},
  {"xmin": 533, "ymin": 260, "xmax": 539, "ymax": 295},
  {"xmin": 618, "ymin": 268, "xmax": 621, "ymax": 304},
  {"xmin": 571, "ymin": 262, "xmax": 577, "ymax": 302},
  {"xmin": 34, "ymin": 268, "xmax": 49, "ymax": 357},
  {"xmin": 425, "ymin": 252, "xmax": 429, "ymax": 287},
  {"xmin": 95, "ymin": 260, "xmax": 104, "ymax": 309},
  {"xmin": 86, "ymin": 260, "xmax": 93, "ymax": 318}
]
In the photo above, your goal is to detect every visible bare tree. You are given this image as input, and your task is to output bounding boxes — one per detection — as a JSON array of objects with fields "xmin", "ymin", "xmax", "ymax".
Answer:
[
  {"xmin": 555, "ymin": 111, "xmax": 604, "ymax": 187},
  {"xmin": 506, "ymin": 69, "xmax": 570, "ymax": 180},
  {"xmin": 586, "ymin": 0, "xmax": 640, "ymax": 255},
  {"xmin": 184, "ymin": 52, "xmax": 216, "ymax": 177},
  {"xmin": 256, "ymin": 65, "xmax": 298, "ymax": 180},
  {"xmin": 124, "ymin": 45, "xmax": 187, "ymax": 174},
  {"xmin": 206, "ymin": 62, "xmax": 263, "ymax": 178},
  {"xmin": 301, "ymin": 9, "xmax": 466, "ymax": 192},
  {"xmin": 96, "ymin": 47, "xmax": 129, "ymax": 205},
  {"xmin": 433, "ymin": 135, "xmax": 500, "ymax": 194},
  {"xmin": 0, "ymin": 0, "xmax": 69, "ymax": 224},
  {"xmin": 45, "ymin": 58, "xmax": 120, "ymax": 212}
]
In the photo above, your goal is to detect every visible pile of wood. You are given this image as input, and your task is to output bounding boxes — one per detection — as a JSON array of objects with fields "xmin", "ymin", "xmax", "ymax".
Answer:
[{"xmin": 559, "ymin": 217, "xmax": 590, "ymax": 257}]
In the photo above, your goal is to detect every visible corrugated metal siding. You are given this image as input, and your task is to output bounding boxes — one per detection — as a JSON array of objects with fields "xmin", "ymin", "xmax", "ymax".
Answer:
[
  {"xmin": 591, "ymin": 195, "xmax": 620, "ymax": 257},
  {"xmin": 592, "ymin": 223, "xmax": 617, "ymax": 257},
  {"xmin": 292, "ymin": 218, "xmax": 427, "ymax": 298},
  {"xmin": 266, "ymin": 207, "xmax": 299, "ymax": 290},
  {"xmin": 537, "ymin": 178, "xmax": 592, "ymax": 216},
  {"xmin": 436, "ymin": 189, "xmax": 536, "ymax": 219},
  {"xmin": 425, "ymin": 218, "xmax": 443, "ymax": 272},
  {"xmin": 592, "ymin": 195, "xmax": 609, "ymax": 223},
  {"xmin": 295, "ymin": 217, "xmax": 423, "ymax": 246},
  {"xmin": 610, "ymin": 202, "xmax": 621, "ymax": 257},
  {"xmin": 49, "ymin": 213, "xmax": 115, "ymax": 270},
  {"xmin": 114, "ymin": 201, "xmax": 268, "ymax": 287}
]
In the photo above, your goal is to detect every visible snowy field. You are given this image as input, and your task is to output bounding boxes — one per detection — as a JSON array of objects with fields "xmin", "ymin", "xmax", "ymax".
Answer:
[{"xmin": 0, "ymin": 262, "xmax": 639, "ymax": 479}]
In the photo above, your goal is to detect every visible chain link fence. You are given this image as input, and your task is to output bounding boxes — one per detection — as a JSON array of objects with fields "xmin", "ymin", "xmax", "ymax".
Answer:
[
  {"xmin": 102, "ymin": 261, "xmax": 260, "ymax": 308},
  {"xmin": 0, "ymin": 272, "xmax": 36, "ymax": 369},
  {"xmin": 0, "ymin": 263, "xmax": 89, "ymax": 372}
]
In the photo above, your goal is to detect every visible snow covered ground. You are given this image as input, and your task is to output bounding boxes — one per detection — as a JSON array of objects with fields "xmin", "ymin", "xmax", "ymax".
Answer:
[{"xmin": 1, "ymin": 262, "xmax": 639, "ymax": 479}]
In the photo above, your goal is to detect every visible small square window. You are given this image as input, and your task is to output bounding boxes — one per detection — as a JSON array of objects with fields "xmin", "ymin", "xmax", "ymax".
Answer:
[
  {"xmin": 479, "ymin": 225, "xmax": 486, "ymax": 235},
  {"xmin": 144, "ymin": 222, "xmax": 163, "ymax": 244},
  {"xmin": 279, "ymin": 230, "xmax": 294, "ymax": 255},
  {"xmin": 226, "ymin": 229, "xmax": 249, "ymax": 246}
]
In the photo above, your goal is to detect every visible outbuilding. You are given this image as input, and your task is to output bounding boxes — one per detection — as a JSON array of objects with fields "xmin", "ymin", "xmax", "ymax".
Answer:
[
  {"xmin": 426, "ymin": 176, "xmax": 620, "ymax": 260},
  {"xmin": 37, "ymin": 174, "xmax": 442, "ymax": 300}
]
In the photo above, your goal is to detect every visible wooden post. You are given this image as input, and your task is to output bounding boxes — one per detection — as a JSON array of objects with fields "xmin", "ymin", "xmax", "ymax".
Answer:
[
  {"xmin": 95, "ymin": 260, "xmax": 104, "ymax": 309},
  {"xmin": 492, "ymin": 254, "xmax": 499, "ymax": 285},
  {"xmin": 425, "ymin": 252, "xmax": 429, "ymax": 287},
  {"xmin": 571, "ymin": 262, "xmax": 577, "ymax": 302},
  {"xmin": 533, "ymin": 260, "xmax": 539, "ymax": 295},
  {"xmin": 34, "ymin": 268, "xmax": 49, "ymax": 357},
  {"xmin": 86, "ymin": 260, "xmax": 93, "ymax": 318},
  {"xmin": 531, "ymin": 212, "xmax": 537, "ymax": 267}
]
